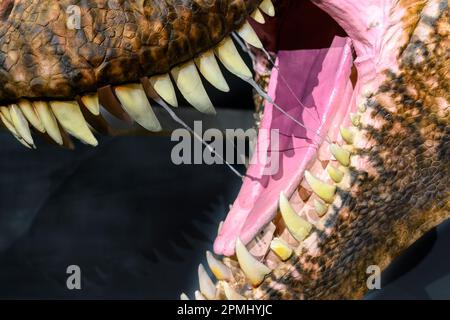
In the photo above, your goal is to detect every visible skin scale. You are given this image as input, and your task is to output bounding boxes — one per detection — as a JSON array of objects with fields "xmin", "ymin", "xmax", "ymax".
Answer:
[{"xmin": 0, "ymin": 0, "xmax": 448, "ymax": 299}]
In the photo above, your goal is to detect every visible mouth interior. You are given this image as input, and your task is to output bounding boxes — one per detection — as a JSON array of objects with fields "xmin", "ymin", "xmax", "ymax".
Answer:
[{"xmin": 214, "ymin": 1, "xmax": 356, "ymax": 256}]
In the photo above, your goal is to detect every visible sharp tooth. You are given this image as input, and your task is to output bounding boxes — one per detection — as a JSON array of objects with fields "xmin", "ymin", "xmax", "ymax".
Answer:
[
  {"xmin": 270, "ymin": 237, "xmax": 293, "ymax": 261},
  {"xmin": 279, "ymin": 192, "xmax": 312, "ymax": 242},
  {"xmin": 304, "ymin": 171, "xmax": 336, "ymax": 203},
  {"xmin": 33, "ymin": 101, "xmax": 63, "ymax": 145},
  {"xmin": 330, "ymin": 143, "xmax": 350, "ymax": 167},
  {"xmin": 358, "ymin": 102, "xmax": 367, "ymax": 112},
  {"xmin": 114, "ymin": 83, "xmax": 162, "ymax": 132},
  {"xmin": 10, "ymin": 104, "xmax": 34, "ymax": 146},
  {"xmin": 171, "ymin": 61, "xmax": 216, "ymax": 114},
  {"xmin": 340, "ymin": 126, "xmax": 354, "ymax": 144},
  {"xmin": 251, "ymin": 8, "xmax": 265, "ymax": 24},
  {"xmin": 49, "ymin": 101, "xmax": 98, "ymax": 146},
  {"xmin": 180, "ymin": 293, "xmax": 190, "ymax": 300},
  {"xmin": 18, "ymin": 100, "xmax": 45, "ymax": 133},
  {"xmin": 0, "ymin": 106, "xmax": 11, "ymax": 122},
  {"xmin": 235, "ymin": 238, "xmax": 270, "ymax": 287},
  {"xmin": 327, "ymin": 164, "xmax": 344, "ymax": 183},
  {"xmin": 314, "ymin": 199, "xmax": 328, "ymax": 216},
  {"xmin": 223, "ymin": 282, "xmax": 246, "ymax": 300},
  {"xmin": 80, "ymin": 94, "xmax": 100, "ymax": 116},
  {"xmin": 0, "ymin": 112, "xmax": 32, "ymax": 148},
  {"xmin": 149, "ymin": 74, "xmax": 178, "ymax": 107},
  {"xmin": 217, "ymin": 220, "xmax": 224, "ymax": 234},
  {"xmin": 206, "ymin": 251, "xmax": 232, "ymax": 281},
  {"xmin": 215, "ymin": 37, "xmax": 252, "ymax": 80},
  {"xmin": 259, "ymin": 0, "xmax": 275, "ymax": 17},
  {"xmin": 195, "ymin": 50, "xmax": 230, "ymax": 92},
  {"xmin": 237, "ymin": 21, "xmax": 263, "ymax": 49},
  {"xmin": 198, "ymin": 264, "xmax": 216, "ymax": 300},
  {"xmin": 195, "ymin": 290, "xmax": 206, "ymax": 300},
  {"xmin": 350, "ymin": 112, "xmax": 360, "ymax": 126}
]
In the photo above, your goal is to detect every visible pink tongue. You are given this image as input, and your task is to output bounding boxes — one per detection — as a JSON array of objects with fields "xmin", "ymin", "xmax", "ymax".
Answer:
[{"xmin": 214, "ymin": 36, "xmax": 354, "ymax": 256}]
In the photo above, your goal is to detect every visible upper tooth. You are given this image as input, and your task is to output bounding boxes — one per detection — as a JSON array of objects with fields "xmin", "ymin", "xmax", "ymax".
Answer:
[
  {"xmin": 18, "ymin": 99, "xmax": 45, "ymax": 133},
  {"xmin": 223, "ymin": 282, "xmax": 246, "ymax": 300},
  {"xmin": 149, "ymin": 74, "xmax": 178, "ymax": 107},
  {"xmin": 114, "ymin": 83, "xmax": 162, "ymax": 132},
  {"xmin": 279, "ymin": 192, "xmax": 312, "ymax": 242},
  {"xmin": 251, "ymin": 8, "xmax": 266, "ymax": 24},
  {"xmin": 270, "ymin": 237, "xmax": 293, "ymax": 261},
  {"xmin": 330, "ymin": 143, "xmax": 350, "ymax": 166},
  {"xmin": 237, "ymin": 21, "xmax": 263, "ymax": 49},
  {"xmin": 327, "ymin": 164, "xmax": 344, "ymax": 183},
  {"xmin": 10, "ymin": 104, "xmax": 34, "ymax": 146},
  {"xmin": 80, "ymin": 94, "xmax": 100, "ymax": 116},
  {"xmin": 350, "ymin": 112, "xmax": 360, "ymax": 126},
  {"xmin": 198, "ymin": 263, "xmax": 216, "ymax": 300},
  {"xmin": 180, "ymin": 293, "xmax": 190, "ymax": 300},
  {"xmin": 195, "ymin": 50, "xmax": 230, "ymax": 92},
  {"xmin": 340, "ymin": 126, "xmax": 354, "ymax": 144},
  {"xmin": 195, "ymin": 290, "xmax": 206, "ymax": 300},
  {"xmin": 171, "ymin": 60, "xmax": 216, "ymax": 114},
  {"xmin": 33, "ymin": 101, "xmax": 63, "ymax": 145},
  {"xmin": 259, "ymin": 0, "xmax": 275, "ymax": 17},
  {"xmin": 215, "ymin": 37, "xmax": 252, "ymax": 80},
  {"xmin": 49, "ymin": 101, "xmax": 98, "ymax": 146},
  {"xmin": 304, "ymin": 171, "xmax": 336, "ymax": 203},
  {"xmin": 0, "ymin": 110, "xmax": 32, "ymax": 148},
  {"xmin": 206, "ymin": 251, "xmax": 232, "ymax": 281},
  {"xmin": 235, "ymin": 238, "xmax": 270, "ymax": 287},
  {"xmin": 314, "ymin": 199, "xmax": 328, "ymax": 216}
]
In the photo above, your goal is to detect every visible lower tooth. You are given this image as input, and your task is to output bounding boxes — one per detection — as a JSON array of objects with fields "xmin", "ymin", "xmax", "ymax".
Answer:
[
  {"xmin": 270, "ymin": 237, "xmax": 293, "ymax": 261},
  {"xmin": 235, "ymin": 238, "xmax": 271, "ymax": 287},
  {"xmin": 259, "ymin": 0, "xmax": 275, "ymax": 17},
  {"xmin": 33, "ymin": 101, "xmax": 63, "ymax": 145},
  {"xmin": 206, "ymin": 251, "xmax": 232, "ymax": 281},
  {"xmin": 314, "ymin": 199, "xmax": 328, "ymax": 216},
  {"xmin": 223, "ymin": 282, "xmax": 246, "ymax": 300},
  {"xmin": 340, "ymin": 126, "xmax": 354, "ymax": 144},
  {"xmin": 251, "ymin": 8, "xmax": 266, "ymax": 24},
  {"xmin": 180, "ymin": 293, "xmax": 189, "ymax": 300},
  {"xmin": 350, "ymin": 112, "xmax": 360, "ymax": 126},
  {"xmin": 327, "ymin": 164, "xmax": 344, "ymax": 183},
  {"xmin": 279, "ymin": 192, "xmax": 313, "ymax": 242},
  {"xmin": 18, "ymin": 99, "xmax": 45, "ymax": 133},
  {"xmin": 198, "ymin": 264, "xmax": 216, "ymax": 300},
  {"xmin": 149, "ymin": 74, "xmax": 178, "ymax": 107},
  {"xmin": 10, "ymin": 104, "xmax": 34, "ymax": 146},
  {"xmin": 330, "ymin": 143, "xmax": 350, "ymax": 167},
  {"xmin": 195, "ymin": 290, "xmax": 206, "ymax": 300},
  {"xmin": 304, "ymin": 171, "xmax": 336, "ymax": 203}
]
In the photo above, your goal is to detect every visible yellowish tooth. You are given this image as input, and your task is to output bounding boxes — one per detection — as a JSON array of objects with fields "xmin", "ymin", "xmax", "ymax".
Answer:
[
  {"xmin": 223, "ymin": 282, "xmax": 246, "ymax": 300},
  {"xmin": 327, "ymin": 164, "xmax": 344, "ymax": 183},
  {"xmin": 33, "ymin": 101, "xmax": 63, "ymax": 145},
  {"xmin": 270, "ymin": 237, "xmax": 293, "ymax": 261},
  {"xmin": 305, "ymin": 171, "xmax": 336, "ymax": 203},
  {"xmin": 18, "ymin": 100, "xmax": 45, "ymax": 133},
  {"xmin": 114, "ymin": 83, "xmax": 162, "ymax": 132},
  {"xmin": 149, "ymin": 74, "xmax": 178, "ymax": 107},
  {"xmin": 237, "ymin": 21, "xmax": 263, "ymax": 49},
  {"xmin": 217, "ymin": 220, "xmax": 224, "ymax": 235},
  {"xmin": 0, "ymin": 112, "xmax": 32, "ymax": 148},
  {"xmin": 80, "ymin": 94, "xmax": 100, "ymax": 116},
  {"xmin": 0, "ymin": 106, "xmax": 11, "ymax": 122},
  {"xmin": 198, "ymin": 264, "xmax": 216, "ymax": 300},
  {"xmin": 358, "ymin": 102, "xmax": 367, "ymax": 112},
  {"xmin": 251, "ymin": 8, "xmax": 266, "ymax": 24},
  {"xmin": 49, "ymin": 101, "xmax": 98, "ymax": 146},
  {"xmin": 330, "ymin": 143, "xmax": 350, "ymax": 167},
  {"xmin": 340, "ymin": 126, "xmax": 354, "ymax": 144},
  {"xmin": 259, "ymin": 0, "xmax": 275, "ymax": 17},
  {"xmin": 350, "ymin": 112, "xmax": 360, "ymax": 126},
  {"xmin": 195, "ymin": 50, "xmax": 230, "ymax": 92},
  {"xmin": 195, "ymin": 290, "xmax": 206, "ymax": 300},
  {"xmin": 206, "ymin": 251, "xmax": 232, "ymax": 281},
  {"xmin": 235, "ymin": 238, "xmax": 270, "ymax": 287},
  {"xmin": 180, "ymin": 293, "xmax": 190, "ymax": 300},
  {"xmin": 215, "ymin": 37, "xmax": 252, "ymax": 80},
  {"xmin": 314, "ymin": 199, "xmax": 328, "ymax": 216},
  {"xmin": 10, "ymin": 104, "xmax": 34, "ymax": 146},
  {"xmin": 279, "ymin": 192, "xmax": 312, "ymax": 242},
  {"xmin": 171, "ymin": 61, "xmax": 216, "ymax": 114}
]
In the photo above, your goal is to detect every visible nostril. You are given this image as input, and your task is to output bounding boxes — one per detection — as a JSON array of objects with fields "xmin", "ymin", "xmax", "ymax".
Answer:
[{"xmin": 0, "ymin": 0, "xmax": 14, "ymax": 21}]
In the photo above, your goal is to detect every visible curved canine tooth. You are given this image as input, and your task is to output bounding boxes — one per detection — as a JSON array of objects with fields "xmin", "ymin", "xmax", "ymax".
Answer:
[
  {"xmin": 223, "ymin": 283, "xmax": 246, "ymax": 300},
  {"xmin": 149, "ymin": 74, "xmax": 178, "ymax": 107},
  {"xmin": 330, "ymin": 143, "xmax": 350, "ymax": 167},
  {"xmin": 195, "ymin": 290, "xmax": 206, "ymax": 300},
  {"xmin": 279, "ymin": 192, "xmax": 312, "ymax": 242},
  {"xmin": 206, "ymin": 251, "xmax": 232, "ymax": 281},
  {"xmin": 10, "ymin": 104, "xmax": 34, "ymax": 146},
  {"xmin": 180, "ymin": 293, "xmax": 190, "ymax": 300},
  {"xmin": 237, "ymin": 21, "xmax": 263, "ymax": 49},
  {"xmin": 251, "ymin": 8, "xmax": 265, "ymax": 24},
  {"xmin": 114, "ymin": 83, "xmax": 162, "ymax": 132},
  {"xmin": 235, "ymin": 238, "xmax": 270, "ymax": 287},
  {"xmin": 259, "ymin": 0, "xmax": 275, "ymax": 17},
  {"xmin": 340, "ymin": 126, "xmax": 354, "ymax": 144},
  {"xmin": 215, "ymin": 37, "xmax": 252, "ymax": 80},
  {"xmin": 314, "ymin": 199, "xmax": 328, "ymax": 216},
  {"xmin": 198, "ymin": 264, "xmax": 216, "ymax": 300},
  {"xmin": 305, "ymin": 171, "xmax": 336, "ymax": 203},
  {"xmin": 18, "ymin": 100, "xmax": 45, "ymax": 133},
  {"xmin": 350, "ymin": 112, "xmax": 360, "ymax": 126},
  {"xmin": 81, "ymin": 94, "xmax": 100, "ymax": 116},
  {"xmin": 195, "ymin": 50, "xmax": 230, "ymax": 92},
  {"xmin": 33, "ymin": 101, "xmax": 63, "ymax": 145},
  {"xmin": 49, "ymin": 101, "xmax": 98, "ymax": 146},
  {"xmin": 0, "ymin": 112, "xmax": 32, "ymax": 148},
  {"xmin": 270, "ymin": 237, "xmax": 293, "ymax": 261},
  {"xmin": 327, "ymin": 164, "xmax": 344, "ymax": 183},
  {"xmin": 171, "ymin": 61, "xmax": 216, "ymax": 114}
]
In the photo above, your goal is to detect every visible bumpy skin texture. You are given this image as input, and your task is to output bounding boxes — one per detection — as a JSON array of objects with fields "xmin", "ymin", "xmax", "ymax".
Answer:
[{"xmin": 0, "ymin": 0, "xmax": 261, "ymax": 102}]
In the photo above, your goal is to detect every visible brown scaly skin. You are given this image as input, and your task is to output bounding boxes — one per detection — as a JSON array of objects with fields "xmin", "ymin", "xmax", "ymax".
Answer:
[{"xmin": 0, "ymin": 0, "xmax": 262, "ymax": 102}]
